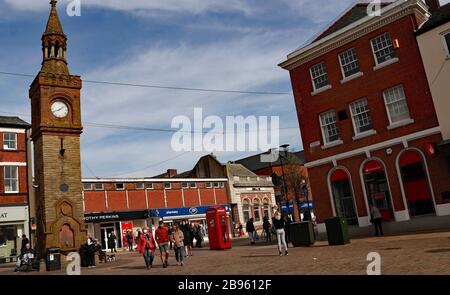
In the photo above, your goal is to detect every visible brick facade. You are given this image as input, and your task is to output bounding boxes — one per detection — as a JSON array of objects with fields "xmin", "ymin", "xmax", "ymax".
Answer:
[{"xmin": 280, "ymin": 0, "xmax": 450, "ymax": 229}]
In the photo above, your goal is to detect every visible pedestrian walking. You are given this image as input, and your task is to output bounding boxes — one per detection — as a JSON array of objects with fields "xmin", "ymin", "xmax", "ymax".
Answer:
[
  {"xmin": 138, "ymin": 227, "xmax": 156, "ymax": 269},
  {"xmin": 168, "ymin": 224, "xmax": 174, "ymax": 250},
  {"xmin": 20, "ymin": 234, "xmax": 30, "ymax": 255},
  {"xmin": 126, "ymin": 230, "xmax": 134, "ymax": 251},
  {"xmin": 246, "ymin": 218, "xmax": 256, "ymax": 245},
  {"xmin": 108, "ymin": 232, "xmax": 117, "ymax": 253},
  {"xmin": 370, "ymin": 204, "xmax": 384, "ymax": 237},
  {"xmin": 171, "ymin": 225, "xmax": 185, "ymax": 266},
  {"xmin": 273, "ymin": 212, "xmax": 288, "ymax": 256},
  {"xmin": 284, "ymin": 214, "xmax": 292, "ymax": 246},
  {"xmin": 263, "ymin": 216, "xmax": 272, "ymax": 243},
  {"xmin": 182, "ymin": 222, "xmax": 193, "ymax": 256},
  {"xmin": 155, "ymin": 221, "xmax": 170, "ymax": 268},
  {"xmin": 86, "ymin": 237, "xmax": 96, "ymax": 268}
]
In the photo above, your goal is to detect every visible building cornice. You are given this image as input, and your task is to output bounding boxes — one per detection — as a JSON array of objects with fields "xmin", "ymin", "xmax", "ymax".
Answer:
[{"xmin": 279, "ymin": 0, "xmax": 429, "ymax": 70}]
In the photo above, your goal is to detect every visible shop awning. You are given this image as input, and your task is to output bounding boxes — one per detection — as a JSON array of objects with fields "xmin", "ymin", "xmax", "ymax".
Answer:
[
  {"xmin": 363, "ymin": 160, "xmax": 383, "ymax": 175},
  {"xmin": 330, "ymin": 169, "xmax": 349, "ymax": 182},
  {"xmin": 400, "ymin": 151, "xmax": 422, "ymax": 167}
]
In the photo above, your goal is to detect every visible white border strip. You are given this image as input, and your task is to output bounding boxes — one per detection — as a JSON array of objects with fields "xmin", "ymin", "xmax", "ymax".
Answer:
[
  {"xmin": 305, "ymin": 127, "xmax": 440, "ymax": 168},
  {"xmin": 0, "ymin": 162, "xmax": 27, "ymax": 166},
  {"xmin": 82, "ymin": 178, "xmax": 229, "ymax": 183},
  {"xmin": 0, "ymin": 128, "xmax": 26, "ymax": 134}
]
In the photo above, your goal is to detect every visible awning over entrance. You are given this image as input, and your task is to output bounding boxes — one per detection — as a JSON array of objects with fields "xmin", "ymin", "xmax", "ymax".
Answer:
[
  {"xmin": 399, "ymin": 151, "xmax": 422, "ymax": 166},
  {"xmin": 363, "ymin": 160, "xmax": 383, "ymax": 174},
  {"xmin": 330, "ymin": 169, "xmax": 348, "ymax": 182}
]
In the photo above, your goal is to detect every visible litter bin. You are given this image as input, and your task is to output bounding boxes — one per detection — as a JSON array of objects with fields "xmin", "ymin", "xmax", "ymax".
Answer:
[
  {"xmin": 79, "ymin": 244, "xmax": 88, "ymax": 267},
  {"xmin": 289, "ymin": 221, "xmax": 315, "ymax": 247},
  {"xmin": 325, "ymin": 217, "xmax": 350, "ymax": 246},
  {"xmin": 46, "ymin": 248, "xmax": 61, "ymax": 271}
]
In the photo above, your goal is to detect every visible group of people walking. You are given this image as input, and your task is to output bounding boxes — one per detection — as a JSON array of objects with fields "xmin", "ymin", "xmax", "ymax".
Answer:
[{"xmin": 137, "ymin": 220, "xmax": 203, "ymax": 269}]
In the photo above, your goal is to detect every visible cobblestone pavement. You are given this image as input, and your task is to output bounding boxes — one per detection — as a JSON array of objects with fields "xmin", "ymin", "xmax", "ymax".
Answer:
[{"xmin": 1, "ymin": 231, "xmax": 450, "ymax": 275}]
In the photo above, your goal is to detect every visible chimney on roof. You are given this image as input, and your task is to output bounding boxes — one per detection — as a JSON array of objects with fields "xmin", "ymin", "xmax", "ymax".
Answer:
[
  {"xmin": 166, "ymin": 169, "xmax": 178, "ymax": 178},
  {"xmin": 425, "ymin": 0, "xmax": 441, "ymax": 14}
]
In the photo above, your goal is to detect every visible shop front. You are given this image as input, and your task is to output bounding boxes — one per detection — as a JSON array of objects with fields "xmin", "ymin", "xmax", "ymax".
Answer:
[
  {"xmin": 149, "ymin": 205, "xmax": 232, "ymax": 237},
  {"xmin": 0, "ymin": 206, "xmax": 29, "ymax": 263},
  {"xmin": 84, "ymin": 210, "xmax": 149, "ymax": 251}
]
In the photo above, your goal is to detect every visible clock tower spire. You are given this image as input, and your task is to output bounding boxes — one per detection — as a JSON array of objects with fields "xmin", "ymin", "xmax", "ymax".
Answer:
[{"xmin": 29, "ymin": 0, "xmax": 86, "ymax": 263}]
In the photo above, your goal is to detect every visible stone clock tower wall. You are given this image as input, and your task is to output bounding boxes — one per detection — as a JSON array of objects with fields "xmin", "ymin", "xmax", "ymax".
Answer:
[{"xmin": 30, "ymin": 1, "xmax": 86, "ymax": 258}]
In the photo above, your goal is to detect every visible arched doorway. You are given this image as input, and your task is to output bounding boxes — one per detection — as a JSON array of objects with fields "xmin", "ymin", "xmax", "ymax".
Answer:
[
  {"xmin": 399, "ymin": 150, "xmax": 435, "ymax": 216},
  {"xmin": 330, "ymin": 169, "xmax": 358, "ymax": 225},
  {"xmin": 362, "ymin": 160, "xmax": 394, "ymax": 221}
]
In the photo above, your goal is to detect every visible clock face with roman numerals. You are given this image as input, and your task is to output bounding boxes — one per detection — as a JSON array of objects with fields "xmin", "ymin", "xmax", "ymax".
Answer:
[{"xmin": 51, "ymin": 101, "xmax": 69, "ymax": 118}]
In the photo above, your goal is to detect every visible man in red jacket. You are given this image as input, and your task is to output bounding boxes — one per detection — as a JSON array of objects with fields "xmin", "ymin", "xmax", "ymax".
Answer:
[{"xmin": 155, "ymin": 220, "xmax": 170, "ymax": 268}]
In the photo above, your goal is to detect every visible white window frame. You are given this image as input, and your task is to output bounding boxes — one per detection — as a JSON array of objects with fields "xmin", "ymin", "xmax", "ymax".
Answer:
[
  {"xmin": 181, "ymin": 182, "xmax": 189, "ymax": 189},
  {"xmin": 116, "ymin": 183, "xmax": 125, "ymax": 190},
  {"xmin": 220, "ymin": 182, "xmax": 225, "ymax": 188},
  {"xmin": 339, "ymin": 48, "xmax": 361, "ymax": 79},
  {"xmin": 242, "ymin": 199, "xmax": 251, "ymax": 223},
  {"xmin": 146, "ymin": 182, "xmax": 154, "ymax": 190},
  {"xmin": 94, "ymin": 183, "xmax": 104, "ymax": 191},
  {"xmin": 136, "ymin": 182, "xmax": 144, "ymax": 190},
  {"xmin": 83, "ymin": 183, "xmax": 93, "ymax": 191},
  {"xmin": 190, "ymin": 182, "xmax": 197, "ymax": 189},
  {"xmin": 4, "ymin": 166, "xmax": 19, "ymax": 193},
  {"xmin": 213, "ymin": 182, "xmax": 220, "ymax": 188},
  {"xmin": 443, "ymin": 31, "xmax": 450, "ymax": 58},
  {"xmin": 371, "ymin": 32, "xmax": 396, "ymax": 66},
  {"xmin": 164, "ymin": 182, "xmax": 172, "ymax": 190},
  {"xmin": 263, "ymin": 198, "xmax": 271, "ymax": 219},
  {"xmin": 309, "ymin": 62, "xmax": 330, "ymax": 91},
  {"xmin": 3, "ymin": 132, "xmax": 17, "ymax": 150},
  {"xmin": 349, "ymin": 99, "xmax": 374, "ymax": 136},
  {"xmin": 383, "ymin": 85, "xmax": 412, "ymax": 127},
  {"xmin": 205, "ymin": 182, "xmax": 212, "ymax": 188},
  {"xmin": 319, "ymin": 110, "xmax": 340, "ymax": 144},
  {"xmin": 253, "ymin": 199, "xmax": 261, "ymax": 222}
]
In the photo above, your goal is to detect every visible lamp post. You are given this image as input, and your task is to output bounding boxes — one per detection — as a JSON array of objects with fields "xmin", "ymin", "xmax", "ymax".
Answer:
[{"xmin": 279, "ymin": 144, "xmax": 290, "ymax": 216}]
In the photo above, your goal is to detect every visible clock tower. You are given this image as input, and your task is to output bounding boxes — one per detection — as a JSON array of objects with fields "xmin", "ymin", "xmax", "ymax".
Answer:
[{"xmin": 29, "ymin": 0, "xmax": 86, "ymax": 258}]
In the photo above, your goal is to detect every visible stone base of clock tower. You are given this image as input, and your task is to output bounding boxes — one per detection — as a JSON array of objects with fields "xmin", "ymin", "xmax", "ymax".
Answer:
[{"xmin": 34, "ymin": 134, "xmax": 87, "ymax": 258}]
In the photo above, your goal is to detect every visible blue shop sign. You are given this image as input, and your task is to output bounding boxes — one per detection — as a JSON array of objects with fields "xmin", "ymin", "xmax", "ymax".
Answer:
[
  {"xmin": 150, "ymin": 205, "xmax": 231, "ymax": 218},
  {"xmin": 281, "ymin": 200, "xmax": 314, "ymax": 213}
]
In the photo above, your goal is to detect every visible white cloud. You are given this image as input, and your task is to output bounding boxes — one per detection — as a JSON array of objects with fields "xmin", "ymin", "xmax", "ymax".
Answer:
[
  {"xmin": 79, "ymin": 31, "xmax": 305, "ymax": 177},
  {"xmin": 2, "ymin": 0, "xmax": 253, "ymax": 15}
]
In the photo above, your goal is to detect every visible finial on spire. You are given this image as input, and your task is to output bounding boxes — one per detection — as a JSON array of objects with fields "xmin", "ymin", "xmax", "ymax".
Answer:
[{"xmin": 50, "ymin": 0, "xmax": 57, "ymax": 8}]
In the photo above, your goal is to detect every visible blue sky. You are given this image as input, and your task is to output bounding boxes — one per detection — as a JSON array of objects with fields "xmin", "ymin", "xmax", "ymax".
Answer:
[{"xmin": 1, "ymin": 0, "xmax": 447, "ymax": 178}]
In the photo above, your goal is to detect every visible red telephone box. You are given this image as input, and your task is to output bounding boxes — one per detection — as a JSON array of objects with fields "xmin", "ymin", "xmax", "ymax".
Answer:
[{"xmin": 206, "ymin": 206, "xmax": 231, "ymax": 250}]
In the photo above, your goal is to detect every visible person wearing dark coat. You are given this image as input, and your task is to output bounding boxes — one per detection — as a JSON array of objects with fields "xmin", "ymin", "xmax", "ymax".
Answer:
[
  {"xmin": 246, "ymin": 218, "xmax": 256, "ymax": 245},
  {"xmin": 108, "ymin": 232, "xmax": 117, "ymax": 253},
  {"xmin": 21, "ymin": 234, "xmax": 30, "ymax": 255}
]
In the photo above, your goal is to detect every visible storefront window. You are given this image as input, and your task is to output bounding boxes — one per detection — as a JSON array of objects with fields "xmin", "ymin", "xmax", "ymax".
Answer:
[
  {"xmin": 253, "ymin": 199, "xmax": 261, "ymax": 222},
  {"xmin": 242, "ymin": 199, "xmax": 250, "ymax": 223},
  {"xmin": 330, "ymin": 169, "xmax": 358, "ymax": 225},
  {"xmin": 0, "ymin": 225, "xmax": 19, "ymax": 258},
  {"xmin": 363, "ymin": 160, "xmax": 394, "ymax": 221}
]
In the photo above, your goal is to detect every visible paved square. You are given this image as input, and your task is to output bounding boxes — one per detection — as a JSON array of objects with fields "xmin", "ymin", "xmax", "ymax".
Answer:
[{"xmin": 1, "ymin": 231, "xmax": 450, "ymax": 275}]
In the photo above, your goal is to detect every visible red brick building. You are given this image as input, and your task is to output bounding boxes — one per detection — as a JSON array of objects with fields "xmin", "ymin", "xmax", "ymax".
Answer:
[
  {"xmin": 82, "ymin": 177, "xmax": 229, "ymax": 249},
  {"xmin": 280, "ymin": 0, "xmax": 450, "ymax": 234},
  {"xmin": 0, "ymin": 117, "xmax": 31, "ymax": 262}
]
